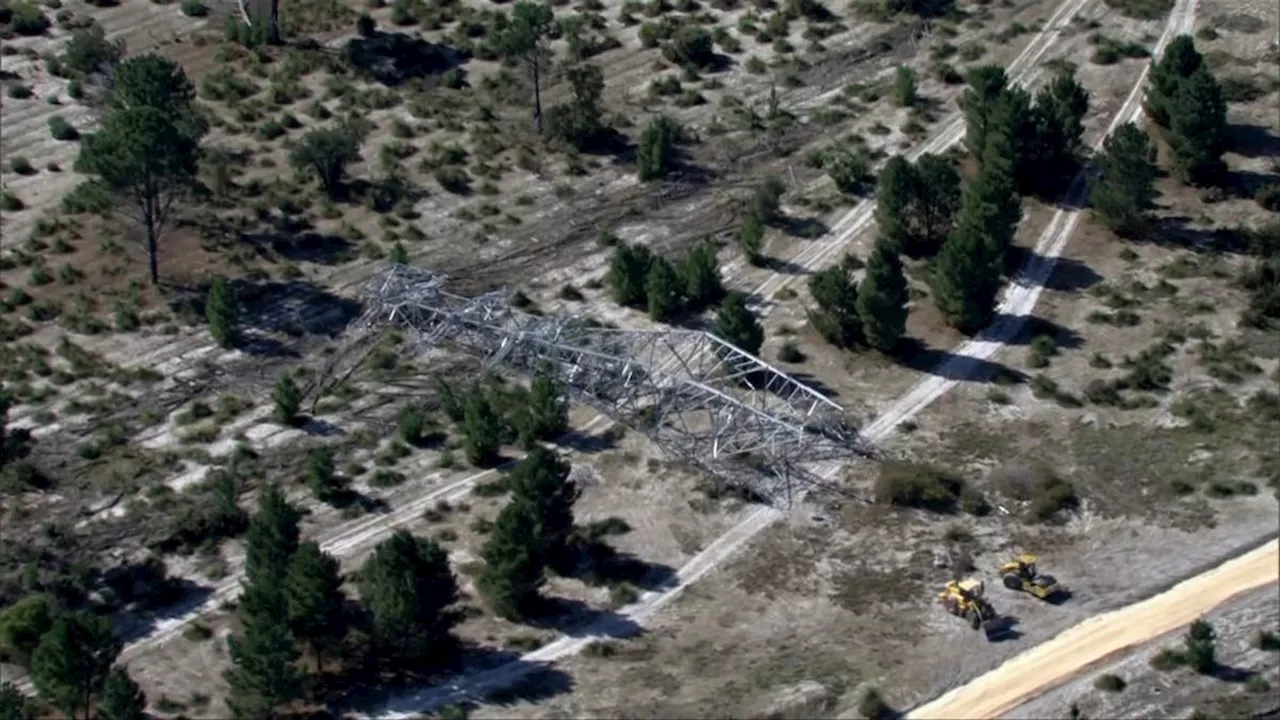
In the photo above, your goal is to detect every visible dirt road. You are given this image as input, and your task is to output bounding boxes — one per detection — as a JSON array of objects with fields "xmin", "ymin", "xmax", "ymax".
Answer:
[{"xmin": 907, "ymin": 539, "xmax": 1280, "ymax": 720}]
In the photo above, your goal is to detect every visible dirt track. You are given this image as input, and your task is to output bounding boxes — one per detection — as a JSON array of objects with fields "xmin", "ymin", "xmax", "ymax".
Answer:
[{"xmin": 907, "ymin": 539, "xmax": 1280, "ymax": 720}]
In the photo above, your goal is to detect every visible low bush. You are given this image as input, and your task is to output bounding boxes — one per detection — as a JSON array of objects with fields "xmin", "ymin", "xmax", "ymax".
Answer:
[
  {"xmin": 1094, "ymin": 673, "xmax": 1126, "ymax": 692},
  {"xmin": 989, "ymin": 461, "xmax": 1079, "ymax": 523},
  {"xmin": 874, "ymin": 462, "xmax": 964, "ymax": 513}
]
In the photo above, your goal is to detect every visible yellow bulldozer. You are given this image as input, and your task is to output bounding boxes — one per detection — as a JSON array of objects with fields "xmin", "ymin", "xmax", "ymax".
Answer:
[
  {"xmin": 998, "ymin": 553, "xmax": 1064, "ymax": 600},
  {"xmin": 938, "ymin": 577, "xmax": 1003, "ymax": 640}
]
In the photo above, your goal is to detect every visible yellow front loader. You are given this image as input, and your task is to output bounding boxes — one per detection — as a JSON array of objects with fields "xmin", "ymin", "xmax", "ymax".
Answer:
[
  {"xmin": 998, "ymin": 553, "xmax": 1064, "ymax": 600},
  {"xmin": 938, "ymin": 577, "xmax": 1003, "ymax": 640}
]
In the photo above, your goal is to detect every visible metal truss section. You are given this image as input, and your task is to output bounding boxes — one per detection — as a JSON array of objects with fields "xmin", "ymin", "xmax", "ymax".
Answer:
[{"xmin": 356, "ymin": 265, "xmax": 878, "ymax": 504}]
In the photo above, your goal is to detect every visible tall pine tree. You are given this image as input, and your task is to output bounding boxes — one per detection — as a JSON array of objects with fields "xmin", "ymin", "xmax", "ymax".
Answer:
[
  {"xmin": 808, "ymin": 265, "xmax": 863, "ymax": 348},
  {"xmin": 517, "ymin": 373, "xmax": 568, "ymax": 449},
  {"xmin": 931, "ymin": 220, "xmax": 1003, "ymax": 333},
  {"xmin": 477, "ymin": 498, "xmax": 547, "ymax": 620},
  {"xmin": 1145, "ymin": 34, "xmax": 1203, "ymax": 128},
  {"xmin": 713, "ymin": 292, "xmax": 764, "ymax": 356},
  {"xmin": 461, "ymin": 385, "xmax": 503, "ymax": 467},
  {"xmin": 357, "ymin": 531, "xmax": 460, "ymax": 669},
  {"xmin": 1168, "ymin": 64, "xmax": 1229, "ymax": 186},
  {"xmin": 507, "ymin": 448, "xmax": 579, "ymax": 571},
  {"xmin": 874, "ymin": 155, "xmax": 917, "ymax": 255},
  {"xmin": 856, "ymin": 241, "xmax": 910, "ymax": 352},
  {"xmin": 1029, "ymin": 70, "xmax": 1090, "ymax": 194},
  {"xmin": 284, "ymin": 542, "xmax": 348, "ymax": 673},
  {"xmin": 646, "ymin": 255, "xmax": 685, "ymax": 322},
  {"xmin": 224, "ymin": 607, "xmax": 301, "ymax": 720},
  {"xmin": 242, "ymin": 484, "xmax": 301, "ymax": 610},
  {"xmin": 912, "ymin": 154, "xmax": 962, "ymax": 256},
  {"xmin": 97, "ymin": 668, "xmax": 146, "ymax": 720},
  {"xmin": 1091, "ymin": 123, "xmax": 1158, "ymax": 237},
  {"xmin": 960, "ymin": 65, "xmax": 1009, "ymax": 158},
  {"xmin": 605, "ymin": 243, "xmax": 653, "ymax": 308},
  {"xmin": 29, "ymin": 612, "xmax": 120, "ymax": 720},
  {"xmin": 679, "ymin": 239, "xmax": 724, "ymax": 311}
]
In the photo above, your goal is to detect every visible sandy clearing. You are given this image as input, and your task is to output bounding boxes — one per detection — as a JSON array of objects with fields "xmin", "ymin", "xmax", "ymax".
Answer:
[{"xmin": 907, "ymin": 539, "xmax": 1280, "ymax": 720}]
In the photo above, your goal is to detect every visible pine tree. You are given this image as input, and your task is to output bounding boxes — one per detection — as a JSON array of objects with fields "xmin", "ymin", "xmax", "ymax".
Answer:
[
  {"xmin": 987, "ymin": 84, "xmax": 1035, "ymax": 188},
  {"xmin": 206, "ymin": 275, "xmax": 238, "ymax": 349},
  {"xmin": 29, "ymin": 611, "xmax": 120, "ymax": 720},
  {"xmin": 960, "ymin": 65, "xmax": 1009, "ymax": 158},
  {"xmin": 1168, "ymin": 65, "xmax": 1229, "ymax": 186},
  {"xmin": 646, "ymin": 255, "xmax": 685, "ymax": 322},
  {"xmin": 893, "ymin": 64, "xmax": 917, "ymax": 107},
  {"xmin": 912, "ymin": 154, "xmax": 962, "ymax": 255},
  {"xmin": 1145, "ymin": 34, "xmax": 1203, "ymax": 128},
  {"xmin": 679, "ymin": 239, "xmax": 724, "ymax": 311},
  {"xmin": 1090, "ymin": 123, "xmax": 1158, "ymax": 237},
  {"xmin": 239, "ymin": 483, "xmax": 302, "ymax": 627},
  {"xmin": 636, "ymin": 116, "xmax": 679, "ymax": 181},
  {"xmin": 874, "ymin": 155, "xmax": 917, "ymax": 255},
  {"xmin": 224, "ymin": 607, "xmax": 301, "ymax": 720},
  {"xmin": 605, "ymin": 243, "xmax": 653, "ymax": 308},
  {"xmin": 0, "ymin": 682, "xmax": 29, "ymax": 720},
  {"xmin": 857, "ymin": 241, "xmax": 909, "ymax": 352},
  {"xmin": 1030, "ymin": 70, "xmax": 1090, "ymax": 194},
  {"xmin": 958, "ymin": 113, "xmax": 1024, "ymax": 268},
  {"xmin": 808, "ymin": 265, "xmax": 862, "ymax": 349},
  {"xmin": 284, "ymin": 542, "xmax": 348, "ymax": 672},
  {"xmin": 739, "ymin": 209, "xmax": 765, "ymax": 266},
  {"xmin": 931, "ymin": 220, "xmax": 1003, "ymax": 333},
  {"xmin": 461, "ymin": 385, "xmax": 503, "ymax": 466},
  {"xmin": 517, "ymin": 373, "xmax": 568, "ymax": 449},
  {"xmin": 713, "ymin": 292, "xmax": 764, "ymax": 356},
  {"xmin": 477, "ymin": 498, "xmax": 546, "ymax": 620},
  {"xmin": 272, "ymin": 374, "xmax": 302, "ymax": 426},
  {"xmin": 306, "ymin": 446, "xmax": 345, "ymax": 501},
  {"xmin": 388, "ymin": 241, "xmax": 408, "ymax": 265},
  {"xmin": 357, "ymin": 531, "xmax": 460, "ymax": 668},
  {"xmin": 507, "ymin": 447, "xmax": 579, "ymax": 571},
  {"xmin": 1183, "ymin": 618, "xmax": 1216, "ymax": 673},
  {"xmin": 97, "ymin": 667, "xmax": 146, "ymax": 720}
]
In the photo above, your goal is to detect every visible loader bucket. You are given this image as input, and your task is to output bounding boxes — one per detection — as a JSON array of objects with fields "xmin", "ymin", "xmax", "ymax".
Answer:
[{"xmin": 982, "ymin": 616, "xmax": 1010, "ymax": 641}]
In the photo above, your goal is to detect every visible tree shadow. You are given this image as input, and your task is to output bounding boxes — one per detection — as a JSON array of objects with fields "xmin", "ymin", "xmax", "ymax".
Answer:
[
  {"xmin": 1229, "ymin": 123, "xmax": 1280, "ymax": 160},
  {"xmin": 111, "ymin": 579, "xmax": 217, "ymax": 642},
  {"xmin": 322, "ymin": 488, "xmax": 391, "ymax": 515},
  {"xmin": 892, "ymin": 338, "xmax": 1029, "ymax": 384},
  {"xmin": 761, "ymin": 255, "xmax": 812, "ymax": 276},
  {"xmin": 777, "ymin": 215, "xmax": 830, "ymax": 239},
  {"xmin": 1225, "ymin": 168, "xmax": 1279, "ymax": 198},
  {"xmin": 1141, "ymin": 216, "xmax": 1251, "ymax": 255},
  {"xmin": 232, "ymin": 279, "xmax": 364, "ymax": 338},
  {"xmin": 774, "ymin": 370, "xmax": 839, "ymax": 400},
  {"xmin": 1005, "ymin": 247, "xmax": 1103, "ymax": 293},
  {"xmin": 299, "ymin": 416, "xmax": 346, "ymax": 437},
  {"xmin": 995, "ymin": 314, "xmax": 1084, "ymax": 350},
  {"xmin": 335, "ymin": 644, "xmax": 575, "ymax": 717},
  {"xmin": 343, "ymin": 31, "xmax": 467, "ymax": 86},
  {"xmin": 1207, "ymin": 662, "xmax": 1261, "ymax": 684},
  {"xmin": 235, "ymin": 332, "xmax": 302, "ymax": 359},
  {"xmin": 239, "ymin": 230, "xmax": 356, "ymax": 265},
  {"xmin": 557, "ymin": 429, "xmax": 619, "ymax": 453}
]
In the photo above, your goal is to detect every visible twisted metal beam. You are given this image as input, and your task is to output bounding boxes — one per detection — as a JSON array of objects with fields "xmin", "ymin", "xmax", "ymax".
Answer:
[{"xmin": 354, "ymin": 265, "xmax": 878, "ymax": 504}]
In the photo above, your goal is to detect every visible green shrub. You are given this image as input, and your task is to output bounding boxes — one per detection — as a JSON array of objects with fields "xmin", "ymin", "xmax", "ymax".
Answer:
[
  {"xmin": 6, "ymin": 1, "xmax": 50, "ymax": 35},
  {"xmin": 1256, "ymin": 184, "xmax": 1280, "ymax": 213},
  {"xmin": 48, "ymin": 115, "xmax": 78, "ymax": 141},
  {"xmin": 1094, "ymin": 674, "xmax": 1126, "ymax": 692},
  {"xmin": 857, "ymin": 686, "xmax": 892, "ymax": 720},
  {"xmin": 9, "ymin": 156, "xmax": 35, "ymax": 175},
  {"xmin": 179, "ymin": 0, "xmax": 206, "ymax": 15},
  {"xmin": 6, "ymin": 84, "xmax": 33, "ymax": 99},
  {"xmin": 1149, "ymin": 647, "xmax": 1184, "ymax": 671},
  {"xmin": 874, "ymin": 462, "xmax": 964, "ymax": 513}
]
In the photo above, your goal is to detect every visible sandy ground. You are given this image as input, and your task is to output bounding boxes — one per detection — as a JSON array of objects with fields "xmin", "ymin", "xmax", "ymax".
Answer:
[
  {"xmin": 1008, "ymin": 582, "xmax": 1280, "ymax": 720},
  {"xmin": 909, "ymin": 540, "xmax": 1280, "ymax": 719}
]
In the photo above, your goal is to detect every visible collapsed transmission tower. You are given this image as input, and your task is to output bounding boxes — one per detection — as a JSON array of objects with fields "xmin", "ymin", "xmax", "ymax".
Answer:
[{"xmin": 352, "ymin": 265, "xmax": 878, "ymax": 505}]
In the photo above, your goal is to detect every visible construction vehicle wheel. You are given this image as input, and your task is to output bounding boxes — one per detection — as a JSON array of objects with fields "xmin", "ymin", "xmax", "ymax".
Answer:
[
  {"xmin": 967, "ymin": 609, "xmax": 981, "ymax": 630},
  {"xmin": 1003, "ymin": 574, "xmax": 1022, "ymax": 591}
]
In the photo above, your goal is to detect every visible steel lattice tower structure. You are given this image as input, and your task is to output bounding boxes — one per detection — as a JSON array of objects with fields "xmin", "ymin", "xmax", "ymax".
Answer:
[{"xmin": 349, "ymin": 265, "xmax": 877, "ymax": 504}]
